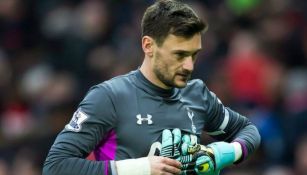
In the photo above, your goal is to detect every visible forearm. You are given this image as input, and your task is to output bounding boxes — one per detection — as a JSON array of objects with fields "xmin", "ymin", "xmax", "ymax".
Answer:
[
  {"xmin": 43, "ymin": 150, "xmax": 112, "ymax": 175},
  {"xmin": 43, "ymin": 132, "xmax": 113, "ymax": 175},
  {"xmin": 207, "ymin": 107, "xmax": 261, "ymax": 161},
  {"xmin": 232, "ymin": 124, "xmax": 260, "ymax": 161},
  {"xmin": 43, "ymin": 152, "xmax": 152, "ymax": 175}
]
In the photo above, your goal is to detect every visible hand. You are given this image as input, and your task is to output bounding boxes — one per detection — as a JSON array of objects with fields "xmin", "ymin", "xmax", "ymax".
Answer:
[
  {"xmin": 153, "ymin": 128, "xmax": 182, "ymax": 175},
  {"xmin": 180, "ymin": 141, "xmax": 236, "ymax": 175},
  {"xmin": 116, "ymin": 129, "xmax": 183, "ymax": 175},
  {"xmin": 148, "ymin": 156, "xmax": 182, "ymax": 175},
  {"xmin": 179, "ymin": 151, "xmax": 215, "ymax": 175},
  {"xmin": 179, "ymin": 135, "xmax": 214, "ymax": 175},
  {"xmin": 158, "ymin": 130, "xmax": 213, "ymax": 175}
]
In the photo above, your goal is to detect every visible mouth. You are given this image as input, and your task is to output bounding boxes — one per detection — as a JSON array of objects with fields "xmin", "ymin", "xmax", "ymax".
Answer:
[{"xmin": 176, "ymin": 73, "xmax": 190, "ymax": 80}]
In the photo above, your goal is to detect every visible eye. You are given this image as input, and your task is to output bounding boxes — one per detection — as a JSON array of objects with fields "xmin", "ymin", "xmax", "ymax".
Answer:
[
  {"xmin": 176, "ymin": 53, "xmax": 184, "ymax": 58},
  {"xmin": 174, "ymin": 53, "xmax": 187, "ymax": 60}
]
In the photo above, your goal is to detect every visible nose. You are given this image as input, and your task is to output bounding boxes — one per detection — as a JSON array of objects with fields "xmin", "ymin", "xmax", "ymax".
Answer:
[{"xmin": 182, "ymin": 56, "xmax": 194, "ymax": 72}]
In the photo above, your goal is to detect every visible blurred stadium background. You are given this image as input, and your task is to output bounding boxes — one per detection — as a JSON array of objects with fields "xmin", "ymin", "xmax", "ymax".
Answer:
[{"xmin": 0, "ymin": 0, "xmax": 306, "ymax": 174}]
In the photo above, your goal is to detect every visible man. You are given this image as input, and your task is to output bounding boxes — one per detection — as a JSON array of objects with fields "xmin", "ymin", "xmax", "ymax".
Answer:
[{"xmin": 43, "ymin": 0, "xmax": 260, "ymax": 175}]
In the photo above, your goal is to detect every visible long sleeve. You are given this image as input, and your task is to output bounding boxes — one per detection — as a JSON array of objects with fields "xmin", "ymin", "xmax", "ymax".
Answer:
[
  {"xmin": 202, "ymin": 84, "xmax": 261, "ymax": 161},
  {"xmin": 43, "ymin": 84, "xmax": 117, "ymax": 175}
]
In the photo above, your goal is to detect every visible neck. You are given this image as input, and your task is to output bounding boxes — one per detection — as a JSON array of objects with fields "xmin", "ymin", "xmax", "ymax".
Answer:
[{"xmin": 139, "ymin": 58, "xmax": 171, "ymax": 90}]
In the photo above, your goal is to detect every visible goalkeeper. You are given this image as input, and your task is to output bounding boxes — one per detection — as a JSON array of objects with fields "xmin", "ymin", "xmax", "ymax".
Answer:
[{"xmin": 43, "ymin": 0, "xmax": 261, "ymax": 175}]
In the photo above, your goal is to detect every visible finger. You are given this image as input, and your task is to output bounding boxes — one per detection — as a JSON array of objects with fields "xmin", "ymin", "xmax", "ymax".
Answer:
[
  {"xmin": 181, "ymin": 135, "xmax": 191, "ymax": 155},
  {"xmin": 189, "ymin": 135, "xmax": 197, "ymax": 145},
  {"xmin": 162, "ymin": 157, "xmax": 182, "ymax": 169},
  {"xmin": 177, "ymin": 154, "xmax": 193, "ymax": 164},
  {"xmin": 182, "ymin": 135, "xmax": 191, "ymax": 143},
  {"xmin": 148, "ymin": 141, "xmax": 162, "ymax": 156},
  {"xmin": 163, "ymin": 173, "xmax": 177, "ymax": 175},
  {"xmin": 172, "ymin": 128, "xmax": 181, "ymax": 157},
  {"xmin": 161, "ymin": 129, "xmax": 173, "ymax": 157},
  {"xmin": 162, "ymin": 164, "xmax": 182, "ymax": 175},
  {"xmin": 172, "ymin": 128, "xmax": 181, "ymax": 145}
]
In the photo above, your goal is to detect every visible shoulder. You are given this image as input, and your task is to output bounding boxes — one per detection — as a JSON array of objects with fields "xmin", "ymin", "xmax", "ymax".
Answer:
[
  {"xmin": 180, "ymin": 78, "xmax": 212, "ymax": 99},
  {"xmin": 106, "ymin": 70, "xmax": 135, "ymax": 85},
  {"xmin": 184, "ymin": 79, "xmax": 207, "ymax": 91},
  {"xmin": 187, "ymin": 79, "xmax": 205, "ymax": 87},
  {"xmin": 88, "ymin": 70, "xmax": 136, "ymax": 97}
]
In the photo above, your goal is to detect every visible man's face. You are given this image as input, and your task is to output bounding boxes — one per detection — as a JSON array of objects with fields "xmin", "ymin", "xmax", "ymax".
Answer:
[{"xmin": 152, "ymin": 33, "xmax": 202, "ymax": 88}]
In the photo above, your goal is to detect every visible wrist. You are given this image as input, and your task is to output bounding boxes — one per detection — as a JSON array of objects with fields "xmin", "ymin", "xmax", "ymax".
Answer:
[
  {"xmin": 115, "ymin": 157, "xmax": 150, "ymax": 175},
  {"xmin": 207, "ymin": 142, "xmax": 236, "ymax": 170}
]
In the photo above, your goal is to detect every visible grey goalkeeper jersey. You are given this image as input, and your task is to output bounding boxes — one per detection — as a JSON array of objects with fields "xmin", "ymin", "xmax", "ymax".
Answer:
[{"xmin": 43, "ymin": 69, "xmax": 260, "ymax": 175}]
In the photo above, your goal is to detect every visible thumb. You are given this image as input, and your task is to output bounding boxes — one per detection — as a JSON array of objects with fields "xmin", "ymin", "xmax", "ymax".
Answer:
[{"xmin": 161, "ymin": 129, "xmax": 173, "ymax": 157}]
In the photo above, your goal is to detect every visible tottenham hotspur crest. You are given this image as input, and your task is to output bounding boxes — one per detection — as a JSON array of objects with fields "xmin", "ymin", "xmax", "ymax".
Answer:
[
  {"xmin": 186, "ymin": 107, "xmax": 196, "ymax": 133},
  {"xmin": 65, "ymin": 109, "xmax": 89, "ymax": 132}
]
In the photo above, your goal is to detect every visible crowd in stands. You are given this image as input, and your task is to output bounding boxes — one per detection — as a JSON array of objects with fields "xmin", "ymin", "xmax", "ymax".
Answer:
[{"xmin": 0, "ymin": 0, "xmax": 306, "ymax": 174}]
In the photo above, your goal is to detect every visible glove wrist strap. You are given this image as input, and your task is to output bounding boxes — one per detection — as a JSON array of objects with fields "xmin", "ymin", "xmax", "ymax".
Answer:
[
  {"xmin": 208, "ymin": 142, "xmax": 236, "ymax": 170},
  {"xmin": 231, "ymin": 142, "xmax": 243, "ymax": 162}
]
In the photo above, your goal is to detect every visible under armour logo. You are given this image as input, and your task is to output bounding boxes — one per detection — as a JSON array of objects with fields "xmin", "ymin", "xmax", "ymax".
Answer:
[
  {"xmin": 187, "ymin": 107, "xmax": 196, "ymax": 133},
  {"xmin": 136, "ymin": 114, "xmax": 153, "ymax": 125}
]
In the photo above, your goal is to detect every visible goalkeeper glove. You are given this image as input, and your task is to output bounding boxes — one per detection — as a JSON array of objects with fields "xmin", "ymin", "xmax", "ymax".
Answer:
[
  {"xmin": 180, "ymin": 136, "xmax": 238, "ymax": 175},
  {"xmin": 179, "ymin": 134, "xmax": 214, "ymax": 175},
  {"xmin": 159, "ymin": 130, "xmax": 212, "ymax": 175}
]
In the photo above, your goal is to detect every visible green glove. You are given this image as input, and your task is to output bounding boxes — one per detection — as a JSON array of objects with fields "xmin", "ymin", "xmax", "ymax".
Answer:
[
  {"xmin": 159, "ymin": 130, "xmax": 236, "ymax": 175},
  {"xmin": 179, "ymin": 138, "xmax": 236, "ymax": 175},
  {"xmin": 179, "ymin": 146, "xmax": 215, "ymax": 175},
  {"xmin": 178, "ymin": 134, "xmax": 214, "ymax": 175},
  {"xmin": 192, "ymin": 141, "xmax": 236, "ymax": 175}
]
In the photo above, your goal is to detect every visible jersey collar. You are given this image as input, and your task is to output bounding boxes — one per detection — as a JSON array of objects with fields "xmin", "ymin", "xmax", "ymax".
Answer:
[{"xmin": 133, "ymin": 69, "xmax": 181, "ymax": 100}]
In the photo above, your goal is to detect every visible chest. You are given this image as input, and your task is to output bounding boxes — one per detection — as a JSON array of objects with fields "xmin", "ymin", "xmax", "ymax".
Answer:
[{"xmin": 114, "ymin": 93, "xmax": 206, "ymax": 156}]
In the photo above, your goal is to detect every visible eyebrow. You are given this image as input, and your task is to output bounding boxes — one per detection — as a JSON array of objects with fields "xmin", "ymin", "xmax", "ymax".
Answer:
[{"xmin": 172, "ymin": 49, "xmax": 202, "ymax": 55}]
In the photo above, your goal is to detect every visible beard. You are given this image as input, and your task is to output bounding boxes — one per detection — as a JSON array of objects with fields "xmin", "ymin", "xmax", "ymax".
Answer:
[
  {"xmin": 153, "ymin": 65, "xmax": 176, "ymax": 88},
  {"xmin": 154, "ymin": 67, "xmax": 191, "ymax": 88},
  {"xmin": 153, "ymin": 52, "xmax": 191, "ymax": 88}
]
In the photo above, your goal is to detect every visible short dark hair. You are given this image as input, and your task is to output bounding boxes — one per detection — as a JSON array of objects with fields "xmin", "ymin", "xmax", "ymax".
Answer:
[{"xmin": 141, "ymin": 0, "xmax": 207, "ymax": 46}]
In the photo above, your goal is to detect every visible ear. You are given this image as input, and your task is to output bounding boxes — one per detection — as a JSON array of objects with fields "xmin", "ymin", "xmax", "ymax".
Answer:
[{"xmin": 142, "ymin": 36, "xmax": 154, "ymax": 57}]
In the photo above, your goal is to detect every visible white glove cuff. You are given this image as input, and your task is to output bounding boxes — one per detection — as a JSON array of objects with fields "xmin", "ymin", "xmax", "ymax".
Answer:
[
  {"xmin": 115, "ymin": 157, "xmax": 150, "ymax": 175},
  {"xmin": 231, "ymin": 142, "xmax": 243, "ymax": 162}
]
